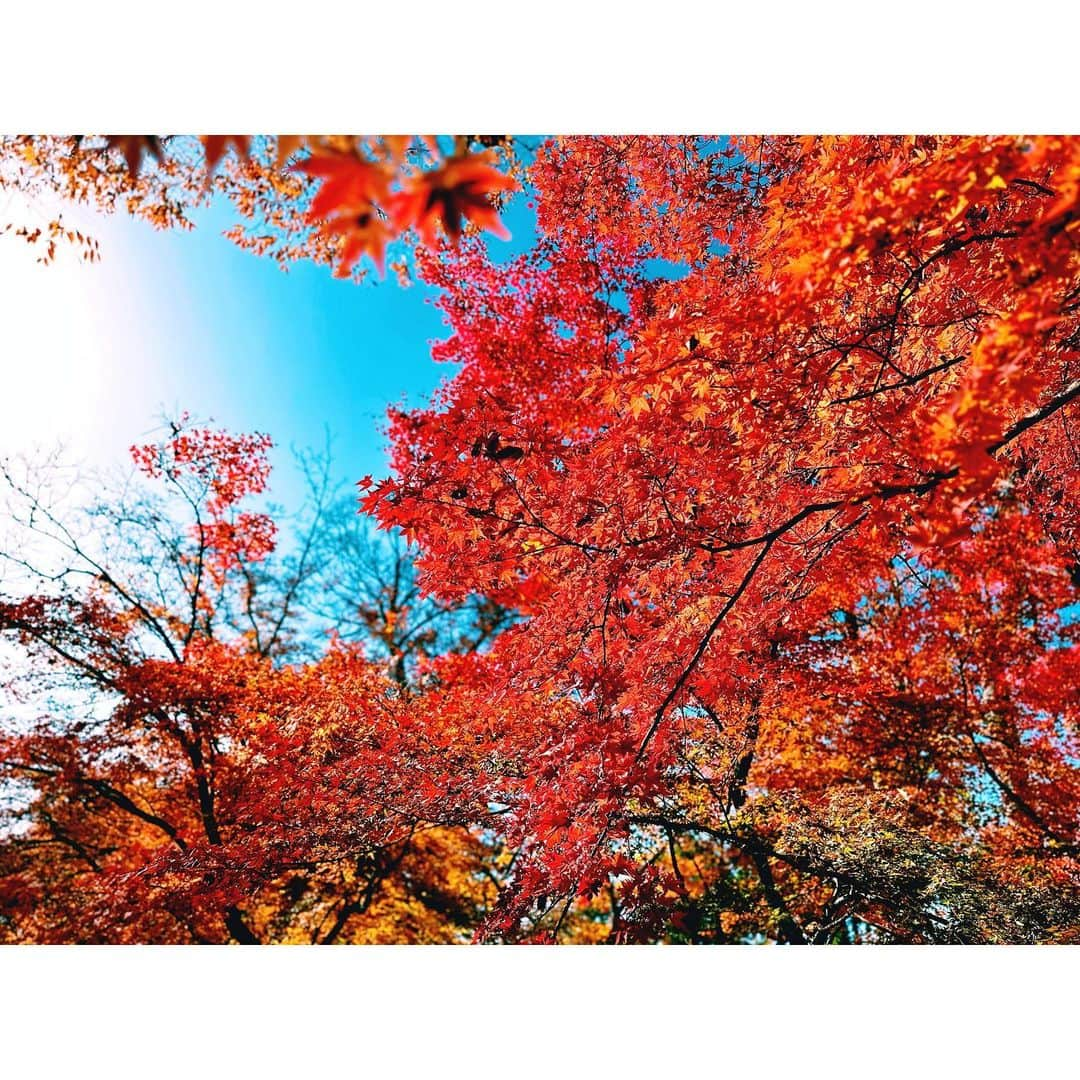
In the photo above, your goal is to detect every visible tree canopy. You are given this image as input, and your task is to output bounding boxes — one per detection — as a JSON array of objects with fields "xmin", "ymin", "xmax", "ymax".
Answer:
[{"xmin": 1, "ymin": 135, "xmax": 1078, "ymax": 943}]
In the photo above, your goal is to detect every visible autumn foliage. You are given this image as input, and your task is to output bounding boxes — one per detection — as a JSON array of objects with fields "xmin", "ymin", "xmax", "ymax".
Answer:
[
  {"xmin": 0, "ymin": 134, "xmax": 519, "ymax": 277},
  {"xmin": 2, "ymin": 135, "xmax": 1079, "ymax": 943}
]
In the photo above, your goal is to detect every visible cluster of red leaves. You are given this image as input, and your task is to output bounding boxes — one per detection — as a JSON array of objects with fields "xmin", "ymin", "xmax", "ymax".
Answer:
[
  {"xmin": 294, "ymin": 141, "xmax": 518, "ymax": 276},
  {"xmin": 131, "ymin": 420, "xmax": 276, "ymax": 579},
  {"xmin": 130, "ymin": 421, "xmax": 272, "ymax": 511}
]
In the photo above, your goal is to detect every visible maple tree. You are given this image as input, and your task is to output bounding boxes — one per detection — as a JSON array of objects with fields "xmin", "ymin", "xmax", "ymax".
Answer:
[
  {"xmin": 362, "ymin": 136, "xmax": 1080, "ymax": 942},
  {"xmin": 0, "ymin": 425, "xmax": 512, "ymax": 943},
  {"xmin": 2, "ymin": 135, "xmax": 1079, "ymax": 943}
]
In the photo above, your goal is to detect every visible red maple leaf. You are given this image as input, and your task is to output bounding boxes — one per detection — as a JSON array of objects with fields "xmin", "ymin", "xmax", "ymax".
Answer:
[
  {"xmin": 321, "ymin": 207, "xmax": 395, "ymax": 277},
  {"xmin": 295, "ymin": 153, "xmax": 396, "ymax": 275},
  {"xmin": 390, "ymin": 150, "xmax": 518, "ymax": 246},
  {"xmin": 296, "ymin": 153, "xmax": 392, "ymax": 219}
]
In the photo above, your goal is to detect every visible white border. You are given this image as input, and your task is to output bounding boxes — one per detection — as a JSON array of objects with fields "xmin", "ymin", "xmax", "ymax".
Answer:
[
  {"xmin": 2, "ymin": 1, "xmax": 1078, "ymax": 131},
  {"xmin": 1, "ymin": 2, "xmax": 1077, "ymax": 1071}
]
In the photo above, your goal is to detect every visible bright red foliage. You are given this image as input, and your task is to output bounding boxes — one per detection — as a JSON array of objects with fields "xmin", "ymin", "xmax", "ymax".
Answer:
[
  {"xmin": 365, "ymin": 136, "xmax": 1080, "ymax": 940},
  {"xmin": 131, "ymin": 422, "xmax": 277, "ymax": 579}
]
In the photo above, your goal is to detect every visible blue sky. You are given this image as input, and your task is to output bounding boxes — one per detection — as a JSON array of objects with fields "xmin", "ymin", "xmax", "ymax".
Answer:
[{"xmin": 0, "ymin": 177, "xmax": 538, "ymax": 514}]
